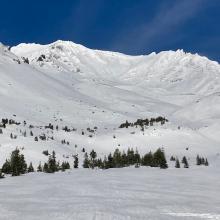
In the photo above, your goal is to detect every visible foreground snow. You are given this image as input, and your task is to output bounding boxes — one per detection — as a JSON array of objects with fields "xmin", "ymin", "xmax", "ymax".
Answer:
[{"xmin": 0, "ymin": 167, "xmax": 219, "ymax": 220}]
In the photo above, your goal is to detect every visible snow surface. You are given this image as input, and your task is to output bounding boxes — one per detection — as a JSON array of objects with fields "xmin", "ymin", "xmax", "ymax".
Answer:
[
  {"xmin": 0, "ymin": 40, "xmax": 220, "ymax": 219},
  {"xmin": 0, "ymin": 40, "xmax": 218, "ymax": 164},
  {"xmin": 0, "ymin": 167, "xmax": 220, "ymax": 220}
]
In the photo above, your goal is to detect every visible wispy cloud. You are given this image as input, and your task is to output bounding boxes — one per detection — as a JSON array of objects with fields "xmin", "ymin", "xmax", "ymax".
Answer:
[{"xmin": 112, "ymin": 0, "xmax": 212, "ymax": 54}]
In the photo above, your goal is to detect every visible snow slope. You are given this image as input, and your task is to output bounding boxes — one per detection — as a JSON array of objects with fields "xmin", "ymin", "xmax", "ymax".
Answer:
[
  {"xmin": 0, "ymin": 40, "xmax": 219, "ymax": 166},
  {"xmin": 0, "ymin": 167, "xmax": 220, "ymax": 220}
]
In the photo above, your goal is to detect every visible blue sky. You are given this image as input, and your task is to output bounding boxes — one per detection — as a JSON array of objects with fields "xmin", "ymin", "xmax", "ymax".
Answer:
[{"xmin": 0, "ymin": 0, "xmax": 219, "ymax": 61}]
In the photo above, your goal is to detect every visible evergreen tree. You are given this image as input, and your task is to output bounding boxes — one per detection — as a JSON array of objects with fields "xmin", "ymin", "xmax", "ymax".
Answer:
[
  {"xmin": 107, "ymin": 153, "xmax": 114, "ymax": 168},
  {"xmin": 175, "ymin": 158, "xmax": 180, "ymax": 168},
  {"xmin": 96, "ymin": 158, "xmax": 103, "ymax": 168},
  {"xmin": 61, "ymin": 162, "xmax": 66, "ymax": 171},
  {"xmin": 47, "ymin": 151, "xmax": 58, "ymax": 173},
  {"xmin": 196, "ymin": 155, "xmax": 201, "ymax": 165},
  {"xmin": 205, "ymin": 158, "xmax": 209, "ymax": 166},
  {"xmin": 43, "ymin": 163, "xmax": 49, "ymax": 173},
  {"xmin": 74, "ymin": 155, "xmax": 79, "ymax": 168},
  {"xmin": 170, "ymin": 156, "xmax": 175, "ymax": 161},
  {"xmin": 1, "ymin": 159, "xmax": 11, "ymax": 174},
  {"xmin": 83, "ymin": 153, "xmax": 89, "ymax": 168},
  {"xmin": 182, "ymin": 156, "xmax": 189, "ymax": 168},
  {"xmin": 141, "ymin": 151, "xmax": 153, "ymax": 166},
  {"xmin": 153, "ymin": 148, "xmax": 168, "ymax": 169},
  {"xmin": 127, "ymin": 148, "xmax": 135, "ymax": 165},
  {"xmin": 90, "ymin": 150, "xmax": 97, "ymax": 169},
  {"xmin": 121, "ymin": 151, "xmax": 128, "ymax": 167},
  {"xmin": 37, "ymin": 162, "xmax": 42, "ymax": 172},
  {"xmin": 134, "ymin": 149, "xmax": 141, "ymax": 167},
  {"xmin": 113, "ymin": 148, "xmax": 122, "ymax": 168},
  {"xmin": 20, "ymin": 154, "xmax": 27, "ymax": 174},
  {"xmin": 10, "ymin": 148, "xmax": 27, "ymax": 176},
  {"xmin": 61, "ymin": 161, "xmax": 70, "ymax": 171},
  {"xmin": 102, "ymin": 156, "xmax": 108, "ymax": 169},
  {"xmin": 28, "ymin": 162, "xmax": 34, "ymax": 172}
]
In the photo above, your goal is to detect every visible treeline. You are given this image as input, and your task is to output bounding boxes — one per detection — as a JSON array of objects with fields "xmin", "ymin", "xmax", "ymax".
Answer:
[
  {"xmin": 0, "ymin": 149, "xmax": 75, "ymax": 178},
  {"xmin": 119, "ymin": 116, "xmax": 168, "ymax": 129},
  {"xmin": 0, "ymin": 148, "xmax": 210, "ymax": 179},
  {"xmin": 83, "ymin": 148, "xmax": 168, "ymax": 169}
]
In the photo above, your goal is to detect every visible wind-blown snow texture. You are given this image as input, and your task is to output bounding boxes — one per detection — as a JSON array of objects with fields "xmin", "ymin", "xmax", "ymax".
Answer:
[{"xmin": 0, "ymin": 40, "xmax": 220, "ymax": 219}]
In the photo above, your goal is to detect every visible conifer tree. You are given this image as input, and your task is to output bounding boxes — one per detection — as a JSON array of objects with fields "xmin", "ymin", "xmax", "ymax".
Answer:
[
  {"xmin": 43, "ymin": 163, "xmax": 49, "ymax": 173},
  {"xmin": 107, "ymin": 153, "xmax": 114, "ymax": 168},
  {"xmin": 83, "ymin": 153, "xmax": 89, "ymax": 168},
  {"xmin": 134, "ymin": 149, "xmax": 141, "ymax": 167},
  {"xmin": 61, "ymin": 162, "xmax": 66, "ymax": 171},
  {"xmin": 10, "ymin": 148, "xmax": 27, "ymax": 176},
  {"xmin": 1, "ymin": 159, "xmax": 11, "ymax": 174},
  {"xmin": 37, "ymin": 162, "xmax": 42, "ymax": 172},
  {"xmin": 102, "ymin": 156, "xmax": 108, "ymax": 169},
  {"xmin": 90, "ymin": 150, "xmax": 97, "ymax": 169},
  {"xmin": 127, "ymin": 148, "xmax": 135, "ymax": 165},
  {"xmin": 175, "ymin": 158, "xmax": 180, "ymax": 168},
  {"xmin": 153, "ymin": 148, "xmax": 168, "ymax": 169},
  {"xmin": 142, "ymin": 151, "xmax": 153, "ymax": 166},
  {"xmin": 182, "ymin": 156, "xmax": 189, "ymax": 168},
  {"xmin": 60, "ymin": 161, "xmax": 70, "ymax": 171},
  {"xmin": 113, "ymin": 148, "xmax": 122, "ymax": 168},
  {"xmin": 47, "ymin": 151, "xmax": 58, "ymax": 173},
  {"xmin": 121, "ymin": 151, "xmax": 128, "ymax": 167},
  {"xmin": 20, "ymin": 154, "xmax": 27, "ymax": 174},
  {"xmin": 96, "ymin": 158, "xmax": 103, "ymax": 168},
  {"xmin": 170, "ymin": 156, "xmax": 175, "ymax": 161},
  {"xmin": 205, "ymin": 158, "xmax": 209, "ymax": 166},
  {"xmin": 196, "ymin": 155, "xmax": 201, "ymax": 165},
  {"xmin": 28, "ymin": 162, "xmax": 34, "ymax": 172},
  {"xmin": 74, "ymin": 155, "xmax": 79, "ymax": 168}
]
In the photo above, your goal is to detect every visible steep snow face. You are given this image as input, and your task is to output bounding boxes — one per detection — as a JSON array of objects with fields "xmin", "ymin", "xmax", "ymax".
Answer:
[
  {"xmin": 11, "ymin": 40, "xmax": 220, "ymax": 96},
  {"xmin": 6, "ymin": 40, "xmax": 220, "ymax": 125}
]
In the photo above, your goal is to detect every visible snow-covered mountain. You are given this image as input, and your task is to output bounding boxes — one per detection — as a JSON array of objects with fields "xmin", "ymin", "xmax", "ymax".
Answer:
[{"xmin": 0, "ymin": 40, "xmax": 220, "ymax": 166}]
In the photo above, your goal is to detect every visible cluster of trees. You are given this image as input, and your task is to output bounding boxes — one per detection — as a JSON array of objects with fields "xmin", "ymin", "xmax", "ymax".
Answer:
[
  {"xmin": 37, "ymin": 151, "xmax": 73, "ymax": 173},
  {"xmin": 61, "ymin": 139, "xmax": 70, "ymax": 145},
  {"xmin": 0, "ymin": 147, "xmax": 210, "ymax": 179},
  {"xmin": 83, "ymin": 148, "xmax": 168, "ymax": 169},
  {"xmin": 119, "ymin": 116, "xmax": 168, "ymax": 129},
  {"xmin": 170, "ymin": 155, "xmax": 209, "ymax": 168},
  {"xmin": 170, "ymin": 155, "xmax": 188, "ymax": 168},
  {"xmin": 1, "ymin": 148, "xmax": 33, "ymax": 176},
  {"xmin": 196, "ymin": 155, "xmax": 209, "ymax": 166},
  {"xmin": 0, "ymin": 149, "xmax": 76, "ymax": 177}
]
